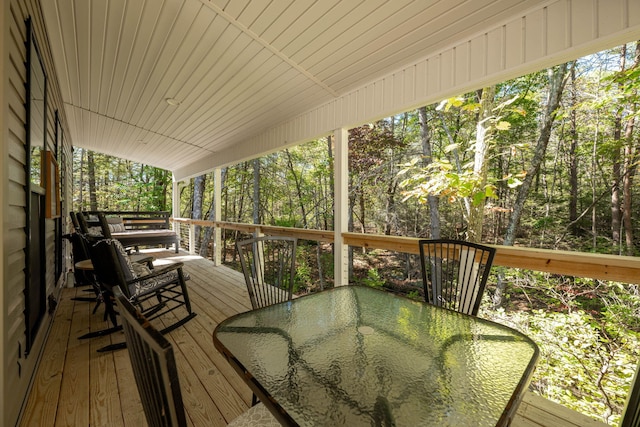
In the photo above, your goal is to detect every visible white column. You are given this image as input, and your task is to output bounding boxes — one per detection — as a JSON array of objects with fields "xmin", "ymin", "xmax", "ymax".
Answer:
[
  {"xmin": 213, "ymin": 168, "xmax": 222, "ymax": 265},
  {"xmin": 188, "ymin": 223, "xmax": 196, "ymax": 255},
  {"xmin": 334, "ymin": 128, "xmax": 349, "ymax": 286},
  {"xmin": 171, "ymin": 177, "xmax": 181, "ymax": 250}
]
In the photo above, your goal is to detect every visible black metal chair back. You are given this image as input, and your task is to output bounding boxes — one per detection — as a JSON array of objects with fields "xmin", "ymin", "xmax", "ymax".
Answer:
[
  {"xmin": 236, "ymin": 236, "xmax": 297, "ymax": 309},
  {"xmin": 621, "ymin": 363, "xmax": 640, "ymax": 427},
  {"xmin": 97, "ymin": 212, "xmax": 113, "ymax": 238},
  {"xmin": 418, "ymin": 239, "xmax": 496, "ymax": 316},
  {"xmin": 113, "ymin": 286, "xmax": 187, "ymax": 427},
  {"xmin": 115, "ymin": 285, "xmax": 277, "ymax": 426},
  {"xmin": 69, "ymin": 211, "xmax": 81, "ymax": 231},
  {"xmin": 68, "ymin": 213, "xmax": 91, "ymax": 262}
]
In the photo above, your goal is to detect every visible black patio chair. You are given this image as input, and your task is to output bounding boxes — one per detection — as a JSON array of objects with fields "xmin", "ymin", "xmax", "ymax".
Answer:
[
  {"xmin": 113, "ymin": 285, "xmax": 187, "ymax": 427},
  {"xmin": 89, "ymin": 238, "xmax": 196, "ymax": 351},
  {"xmin": 113, "ymin": 286, "xmax": 278, "ymax": 427},
  {"xmin": 69, "ymin": 211, "xmax": 154, "ymax": 316},
  {"xmin": 621, "ymin": 363, "xmax": 640, "ymax": 427},
  {"xmin": 67, "ymin": 212, "xmax": 92, "ymax": 285},
  {"xmin": 236, "ymin": 235, "xmax": 297, "ymax": 406},
  {"xmin": 236, "ymin": 236, "xmax": 297, "ymax": 310},
  {"xmin": 418, "ymin": 239, "xmax": 496, "ymax": 316}
]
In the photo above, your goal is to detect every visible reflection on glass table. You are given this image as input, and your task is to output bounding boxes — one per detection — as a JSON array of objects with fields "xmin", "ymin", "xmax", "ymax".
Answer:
[{"xmin": 213, "ymin": 285, "xmax": 539, "ymax": 426}]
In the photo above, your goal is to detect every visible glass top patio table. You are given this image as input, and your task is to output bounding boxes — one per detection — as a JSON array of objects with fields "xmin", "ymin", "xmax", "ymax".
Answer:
[{"xmin": 213, "ymin": 285, "xmax": 539, "ymax": 427}]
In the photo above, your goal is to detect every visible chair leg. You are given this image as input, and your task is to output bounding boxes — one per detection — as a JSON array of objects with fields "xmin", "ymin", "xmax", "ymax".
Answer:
[
  {"xmin": 96, "ymin": 311, "xmax": 196, "ymax": 353},
  {"xmin": 77, "ymin": 290, "xmax": 123, "ymax": 340},
  {"xmin": 178, "ymin": 271, "xmax": 193, "ymax": 314}
]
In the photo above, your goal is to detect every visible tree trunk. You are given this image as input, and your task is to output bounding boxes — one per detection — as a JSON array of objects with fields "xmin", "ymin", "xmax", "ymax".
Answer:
[
  {"xmin": 622, "ymin": 116, "xmax": 636, "ymax": 255},
  {"xmin": 253, "ymin": 159, "xmax": 260, "ymax": 225},
  {"xmin": 467, "ymin": 87, "xmax": 496, "ymax": 243},
  {"xmin": 418, "ymin": 106, "xmax": 441, "ymax": 239},
  {"xmin": 326, "ymin": 135, "xmax": 334, "ymax": 231},
  {"xmin": 192, "ymin": 174, "xmax": 206, "ymax": 253},
  {"xmin": 384, "ymin": 146, "xmax": 397, "ymax": 236},
  {"xmin": 622, "ymin": 41, "xmax": 640, "ymax": 255},
  {"xmin": 87, "ymin": 150, "xmax": 98, "ymax": 211},
  {"xmin": 496, "ymin": 63, "xmax": 568, "ymax": 309},
  {"xmin": 78, "ymin": 149, "xmax": 85, "ymax": 211},
  {"xmin": 503, "ymin": 63, "xmax": 569, "ymax": 246},
  {"xmin": 568, "ymin": 63, "xmax": 580, "ymax": 235},
  {"xmin": 285, "ymin": 149, "xmax": 308, "ymax": 228}
]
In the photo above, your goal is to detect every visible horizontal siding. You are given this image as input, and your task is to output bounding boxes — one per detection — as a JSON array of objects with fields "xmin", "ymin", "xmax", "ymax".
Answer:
[
  {"xmin": 3, "ymin": 0, "xmax": 73, "ymax": 424},
  {"xmin": 174, "ymin": 0, "xmax": 640, "ymax": 180},
  {"xmin": 4, "ymin": 0, "xmax": 29, "ymax": 423}
]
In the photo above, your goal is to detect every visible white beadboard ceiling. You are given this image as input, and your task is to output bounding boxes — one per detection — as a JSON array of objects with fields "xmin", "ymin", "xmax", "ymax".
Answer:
[{"xmin": 42, "ymin": 0, "xmax": 548, "ymax": 174}]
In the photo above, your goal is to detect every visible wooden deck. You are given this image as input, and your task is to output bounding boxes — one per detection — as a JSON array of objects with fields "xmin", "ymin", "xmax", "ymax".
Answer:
[{"xmin": 19, "ymin": 249, "xmax": 609, "ymax": 427}]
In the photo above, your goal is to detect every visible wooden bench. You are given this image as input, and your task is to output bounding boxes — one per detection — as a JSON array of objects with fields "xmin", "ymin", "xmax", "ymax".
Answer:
[{"xmin": 85, "ymin": 211, "xmax": 180, "ymax": 253}]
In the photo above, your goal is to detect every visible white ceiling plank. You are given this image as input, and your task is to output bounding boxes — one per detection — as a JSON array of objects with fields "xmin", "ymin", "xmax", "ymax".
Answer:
[
  {"xmin": 140, "ymin": 12, "xmax": 229, "ymax": 130},
  {"xmin": 135, "ymin": 3, "xmax": 215, "ymax": 127},
  {"xmin": 271, "ymin": 0, "xmax": 348, "ymax": 57},
  {"xmin": 322, "ymin": 0, "xmax": 533, "ymax": 92},
  {"xmin": 104, "ymin": 0, "xmax": 147, "ymax": 117},
  {"xmin": 95, "ymin": 0, "xmax": 126, "ymax": 113},
  {"xmin": 217, "ymin": 0, "xmax": 251, "ymax": 19},
  {"xmin": 128, "ymin": 0, "xmax": 204, "ymax": 124},
  {"xmin": 42, "ymin": 0, "xmax": 73, "ymax": 107},
  {"xmin": 88, "ymin": 0, "xmax": 108, "ymax": 112},
  {"xmin": 310, "ymin": 0, "xmax": 473, "ymax": 84},
  {"xmin": 258, "ymin": 0, "xmax": 317, "ymax": 44},
  {"xmin": 173, "ymin": 44, "xmax": 275, "ymax": 142},
  {"xmin": 120, "ymin": 0, "xmax": 186, "ymax": 120},
  {"xmin": 56, "ymin": 0, "xmax": 82, "ymax": 106},
  {"xmin": 73, "ymin": 0, "xmax": 91, "ymax": 108},
  {"xmin": 288, "ymin": 0, "xmax": 405, "ymax": 65},
  {"xmin": 155, "ymin": 29, "xmax": 252, "ymax": 137},
  {"xmin": 248, "ymin": 0, "xmax": 296, "ymax": 37},
  {"xmin": 236, "ymin": 0, "xmax": 272, "ymax": 28},
  {"xmin": 114, "ymin": 0, "xmax": 167, "ymax": 118},
  {"xmin": 42, "ymin": 0, "xmax": 640, "ymax": 173}
]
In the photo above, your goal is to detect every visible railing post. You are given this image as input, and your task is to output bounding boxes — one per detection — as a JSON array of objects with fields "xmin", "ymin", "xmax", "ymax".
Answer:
[
  {"xmin": 188, "ymin": 223, "xmax": 196, "ymax": 255},
  {"xmin": 334, "ymin": 128, "xmax": 349, "ymax": 286},
  {"xmin": 213, "ymin": 168, "xmax": 222, "ymax": 265},
  {"xmin": 171, "ymin": 178, "xmax": 180, "ymax": 249}
]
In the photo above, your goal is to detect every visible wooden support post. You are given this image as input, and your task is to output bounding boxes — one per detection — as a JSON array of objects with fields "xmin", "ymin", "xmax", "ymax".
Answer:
[
  {"xmin": 172, "ymin": 178, "xmax": 181, "ymax": 250},
  {"xmin": 334, "ymin": 128, "xmax": 349, "ymax": 286},
  {"xmin": 213, "ymin": 168, "xmax": 222, "ymax": 265}
]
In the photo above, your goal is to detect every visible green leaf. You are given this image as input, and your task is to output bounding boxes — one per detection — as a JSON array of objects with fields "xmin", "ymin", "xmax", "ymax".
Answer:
[{"xmin": 495, "ymin": 121, "xmax": 511, "ymax": 130}]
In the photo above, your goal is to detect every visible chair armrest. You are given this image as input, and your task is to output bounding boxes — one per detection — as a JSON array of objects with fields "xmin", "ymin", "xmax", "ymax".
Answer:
[
  {"xmin": 129, "ymin": 254, "xmax": 154, "ymax": 268},
  {"xmin": 126, "ymin": 262, "xmax": 185, "ymax": 285}
]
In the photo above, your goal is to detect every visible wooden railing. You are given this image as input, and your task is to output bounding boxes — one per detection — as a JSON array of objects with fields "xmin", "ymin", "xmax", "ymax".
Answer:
[{"xmin": 171, "ymin": 218, "xmax": 640, "ymax": 285}]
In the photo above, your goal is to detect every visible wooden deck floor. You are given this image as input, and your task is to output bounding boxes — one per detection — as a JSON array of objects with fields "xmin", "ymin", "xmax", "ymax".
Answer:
[{"xmin": 19, "ymin": 249, "xmax": 609, "ymax": 427}]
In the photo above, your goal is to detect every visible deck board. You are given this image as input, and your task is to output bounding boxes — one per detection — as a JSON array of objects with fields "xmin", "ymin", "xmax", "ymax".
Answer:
[{"xmin": 19, "ymin": 249, "xmax": 609, "ymax": 427}]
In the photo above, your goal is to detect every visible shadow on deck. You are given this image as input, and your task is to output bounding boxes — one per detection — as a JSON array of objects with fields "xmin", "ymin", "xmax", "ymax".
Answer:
[{"xmin": 19, "ymin": 249, "xmax": 609, "ymax": 427}]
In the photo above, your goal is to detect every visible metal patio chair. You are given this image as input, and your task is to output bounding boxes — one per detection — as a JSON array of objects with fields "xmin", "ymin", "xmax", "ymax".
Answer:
[
  {"xmin": 114, "ymin": 286, "xmax": 278, "ymax": 427},
  {"xmin": 621, "ymin": 363, "xmax": 640, "ymax": 427},
  {"xmin": 418, "ymin": 239, "xmax": 496, "ymax": 316},
  {"xmin": 114, "ymin": 285, "xmax": 187, "ymax": 427},
  {"xmin": 236, "ymin": 236, "xmax": 297, "ymax": 310}
]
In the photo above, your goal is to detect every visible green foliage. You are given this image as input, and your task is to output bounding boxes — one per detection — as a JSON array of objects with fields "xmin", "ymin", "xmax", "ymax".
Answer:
[
  {"xmin": 361, "ymin": 268, "xmax": 385, "ymax": 288},
  {"xmin": 273, "ymin": 218, "xmax": 296, "ymax": 228},
  {"xmin": 603, "ymin": 284, "xmax": 640, "ymax": 332},
  {"xmin": 73, "ymin": 149, "xmax": 172, "ymax": 212},
  {"xmin": 487, "ymin": 307, "xmax": 639, "ymax": 426},
  {"xmin": 79, "ymin": 43, "xmax": 640, "ymax": 424},
  {"xmin": 294, "ymin": 253, "xmax": 311, "ymax": 294}
]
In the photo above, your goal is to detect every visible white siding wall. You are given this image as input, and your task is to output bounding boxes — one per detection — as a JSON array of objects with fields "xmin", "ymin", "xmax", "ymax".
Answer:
[
  {"xmin": 2, "ymin": 0, "xmax": 73, "ymax": 425},
  {"xmin": 174, "ymin": 0, "xmax": 640, "ymax": 181}
]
